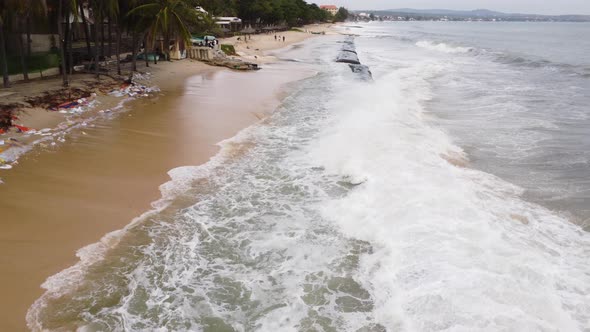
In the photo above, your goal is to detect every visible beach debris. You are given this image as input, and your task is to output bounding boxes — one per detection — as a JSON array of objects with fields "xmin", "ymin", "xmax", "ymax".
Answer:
[
  {"xmin": 197, "ymin": 48, "xmax": 261, "ymax": 71},
  {"xmin": 0, "ymin": 103, "xmax": 24, "ymax": 133},
  {"xmin": 0, "ymin": 72, "xmax": 159, "ymax": 171},
  {"xmin": 0, "ymin": 156, "xmax": 12, "ymax": 169},
  {"xmin": 109, "ymin": 78, "xmax": 159, "ymax": 98},
  {"xmin": 15, "ymin": 125, "xmax": 33, "ymax": 133},
  {"xmin": 131, "ymin": 72, "xmax": 153, "ymax": 81},
  {"xmin": 26, "ymin": 88, "xmax": 91, "ymax": 110},
  {"xmin": 58, "ymin": 100, "xmax": 81, "ymax": 109}
]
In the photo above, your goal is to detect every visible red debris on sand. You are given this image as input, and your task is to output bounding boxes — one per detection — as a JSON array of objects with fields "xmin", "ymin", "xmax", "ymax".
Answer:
[
  {"xmin": 14, "ymin": 125, "xmax": 33, "ymax": 133},
  {"xmin": 1, "ymin": 104, "xmax": 23, "ymax": 132},
  {"xmin": 57, "ymin": 101, "xmax": 81, "ymax": 109}
]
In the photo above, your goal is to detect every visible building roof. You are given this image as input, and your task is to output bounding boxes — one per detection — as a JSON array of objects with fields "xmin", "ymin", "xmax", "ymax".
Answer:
[
  {"xmin": 216, "ymin": 17, "xmax": 242, "ymax": 23},
  {"xmin": 320, "ymin": 5, "xmax": 338, "ymax": 10}
]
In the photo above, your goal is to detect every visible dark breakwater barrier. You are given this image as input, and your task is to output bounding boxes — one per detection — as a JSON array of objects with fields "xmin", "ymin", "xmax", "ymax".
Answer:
[
  {"xmin": 336, "ymin": 52, "xmax": 360, "ymax": 65},
  {"xmin": 336, "ymin": 36, "xmax": 372, "ymax": 81}
]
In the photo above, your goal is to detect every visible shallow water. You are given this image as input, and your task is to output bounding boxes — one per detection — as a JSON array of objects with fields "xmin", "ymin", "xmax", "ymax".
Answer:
[{"xmin": 29, "ymin": 24, "xmax": 590, "ymax": 331}]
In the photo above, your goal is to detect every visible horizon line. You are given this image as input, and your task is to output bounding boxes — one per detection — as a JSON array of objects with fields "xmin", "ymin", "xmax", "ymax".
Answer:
[{"xmin": 343, "ymin": 7, "xmax": 590, "ymax": 17}]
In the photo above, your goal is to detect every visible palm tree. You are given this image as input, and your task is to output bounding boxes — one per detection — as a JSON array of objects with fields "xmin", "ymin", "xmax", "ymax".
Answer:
[
  {"xmin": 19, "ymin": 0, "xmax": 48, "ymax": 82},
  {"xmin": 88, "ymin": 0, "xmax": 103, "ymax": 78},
  {"xmin": 54, "ymin": 0, "xmax": 78, "ymax": 87},
  {"xmin": 129, "ymin": 0, "xmax": 202, "ymax": 61},
  {"xmin": 124, "ymin": 0, "xmax": 146, "ymax": 73},
  {"xmin": 78, "ymin": 1, "xmax": 92, "ymax": 56}
]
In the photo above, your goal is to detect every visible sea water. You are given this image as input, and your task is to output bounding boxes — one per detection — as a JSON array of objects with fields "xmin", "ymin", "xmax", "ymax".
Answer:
[{"xmin": 29, "ymin": 22, "xmax": 590, "ymax": 331}]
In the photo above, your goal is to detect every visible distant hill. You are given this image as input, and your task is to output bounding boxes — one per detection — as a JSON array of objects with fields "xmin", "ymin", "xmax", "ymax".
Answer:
[
  {"xmin": 359, "ymin": 8, "xmax": 590, "ymax": 22},
  {"xmin": 390, "ymin": 8, "xmax": 508, "ymax": 17}
]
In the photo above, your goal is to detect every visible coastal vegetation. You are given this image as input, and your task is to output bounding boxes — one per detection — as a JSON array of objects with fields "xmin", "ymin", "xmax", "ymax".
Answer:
[
  {"xmin": 0, "ymin": 0, "xmax": 343, "ymax": 92},
  {"xmin": 220, "ymin": 44, "xmax": 237, "ymax": 55}
]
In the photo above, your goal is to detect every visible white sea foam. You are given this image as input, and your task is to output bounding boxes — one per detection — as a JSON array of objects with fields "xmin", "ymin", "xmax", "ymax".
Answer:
[
  {"xmin": 26, "ymin": 31, "xmax": 590, "ymax": 331},
  {"xmin": 26, "ymin": 104, "xmax": 264, "ymax": 331},
  {"xmin": 416, "ymin": 40, "xmax": 473, "ymax": 54},
  {"xmin": 307, "ymin": 51, "xmax": 590, "ymax": 330}
]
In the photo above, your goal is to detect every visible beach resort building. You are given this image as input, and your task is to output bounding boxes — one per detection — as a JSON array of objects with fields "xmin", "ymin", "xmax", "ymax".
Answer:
[
  {"xmin": 195, "ymin": 6, "xmax": 243, "ymax": 33},
  {"xmin": 320, "ymin": 5, "xmax": 339, "ymax": 16},
  {"xmin": 215, "ymin": 17, "xmax": 244, "ymax": 33}
]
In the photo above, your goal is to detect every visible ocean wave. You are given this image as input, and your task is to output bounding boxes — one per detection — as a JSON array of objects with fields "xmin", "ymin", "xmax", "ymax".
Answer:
[
  {"xmin": 26, "ymin": 114, "xmax": 263, "ymax": 331},
  {"xmin": 307, "ymin": 57, "xmax": 590, "ymax": 330},
  {"xmin": 416, "ymin": 40, "xmax": 474, "ymax": 54},
  {"xmin": 25, "ymin": 36, "xmax": 590, "ymax": 331},
  {"xmin": 413, "ymin": 39, "xmax": 589, "ymax": 78}
]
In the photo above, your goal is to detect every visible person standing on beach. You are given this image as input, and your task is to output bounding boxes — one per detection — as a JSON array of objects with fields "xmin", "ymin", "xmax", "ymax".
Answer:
[
  {"xmin": 283, "ymin": 36, "xmax": 285, "ymax": 42},
  {"xmin": 274, "ymin": 35, "xmax": 277, "ymax": 40}
]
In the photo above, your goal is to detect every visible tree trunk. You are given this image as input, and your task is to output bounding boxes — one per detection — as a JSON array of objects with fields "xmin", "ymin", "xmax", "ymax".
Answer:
[
  {"xmin": 94, "ymin": 11, "xmax": 100, "ymax": 79},
  {"xmin": 107, "ymin": 16, "xmax": 112, "ymax": 57},
  {"xmin": 115, "ymin": 21, "xmax": 121, "ymax": 75},
  {"xmin": 57, "ymin": 0, "xmax": 69, "ymax": 87},
  {"xmin": 131, "ymin": 30, "xmax": 138, "ymax": 73},
  {"xmin": 100, "ymin": 19, "xmax": 105, "ymax": 58},
  {"xmin": 164, "ymin": 33, "xmax": 171, "ymax": 61},
  {"xmin": 78, "ymin": 1, "xmax": 92, "ymax": 56},
  {"xmin": 26, "ymin": 16, "xmax": 32, "ymax": 56},
  {"xmin": 64, "ymin": 7, "xmax": 70, "ymax": 72},
  {"xmin": 0, "ymin": 22, "xmax": 9, "ymax": 88},
  {"xmin": 17, "ymin": 34, "xmax": 29, "ymax": 82},
  {"xmin": 144, "ymin": 34, "xmax": 150, "ymax": 67},
  {"xmin": 66, "ymin": 12, "xmax": 74, "ymax": 75}
]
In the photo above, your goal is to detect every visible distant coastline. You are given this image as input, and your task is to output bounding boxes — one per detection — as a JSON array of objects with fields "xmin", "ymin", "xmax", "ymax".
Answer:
[{"xmin": 351, "ymin": 8, "xmax": 590, "ymax": 22}]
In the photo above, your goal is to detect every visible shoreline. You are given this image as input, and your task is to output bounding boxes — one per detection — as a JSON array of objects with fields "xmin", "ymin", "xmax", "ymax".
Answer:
[{"xmin": 0, "ymin": 25, "xmax": 332, "ymax": 331}]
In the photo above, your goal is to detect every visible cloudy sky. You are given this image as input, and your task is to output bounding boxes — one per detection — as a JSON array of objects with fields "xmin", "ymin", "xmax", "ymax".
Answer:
[{"xmin": 334, "ymin": 0, "xmax": 590, "ymax": 15}]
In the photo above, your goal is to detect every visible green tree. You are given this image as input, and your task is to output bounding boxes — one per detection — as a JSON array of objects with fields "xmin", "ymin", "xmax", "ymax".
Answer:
[
  {"xmin": 334, "ymin": 7, "xmax": 348, "ymax": 22},
  {"xmin": 12, "ymin": 0, "xmax": 47, "ymax": 82},
  {"xmin": 46, "ymin": 0, "xmax": 78, "ymax": 86},
  {"xmin": 129, "ymin": 0, "xmax": 203, "ymax": 61}
]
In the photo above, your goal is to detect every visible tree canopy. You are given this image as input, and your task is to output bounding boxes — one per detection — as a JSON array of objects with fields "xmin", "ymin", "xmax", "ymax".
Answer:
[
  {"xmin": 0, "ymin": 0, "xmax": 344, "ymax": 88},
  {"xmin": 334, "ymin": 7, "xmax": 349, "ymax": 22},
  {"xmin": 199, "ymin": 0, "xmax": 332, "ymax": 25}
]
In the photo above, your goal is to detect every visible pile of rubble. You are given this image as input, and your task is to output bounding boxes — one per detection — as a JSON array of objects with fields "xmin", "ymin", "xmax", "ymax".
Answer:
[{"xmin": 209, "ymin": 49, "xmax": 260, "ymax": 71}]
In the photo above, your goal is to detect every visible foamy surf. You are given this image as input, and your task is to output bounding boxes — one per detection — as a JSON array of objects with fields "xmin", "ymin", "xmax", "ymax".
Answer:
[
  {"xmin": 307, "ymin": 59, "xmax": 590, "ymax": 331},
  {"xmin": 416, "ymin": 40, "xmax": 473, "ymax": 54},
  {"xmin": 27, "ymin": 25, "xmax": 590, "ymax": 331}
]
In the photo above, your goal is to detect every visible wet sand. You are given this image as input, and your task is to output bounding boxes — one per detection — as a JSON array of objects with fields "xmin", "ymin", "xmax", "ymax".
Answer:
[{"xmin": 0, "ymin": 57, "xmax": 316, "ymax": 330}]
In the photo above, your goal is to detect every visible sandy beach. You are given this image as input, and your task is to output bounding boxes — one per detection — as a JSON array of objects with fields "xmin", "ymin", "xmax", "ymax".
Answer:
[{"xmin": 0, "ymin": 25, "xmax": 331, "ymax": 331}]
